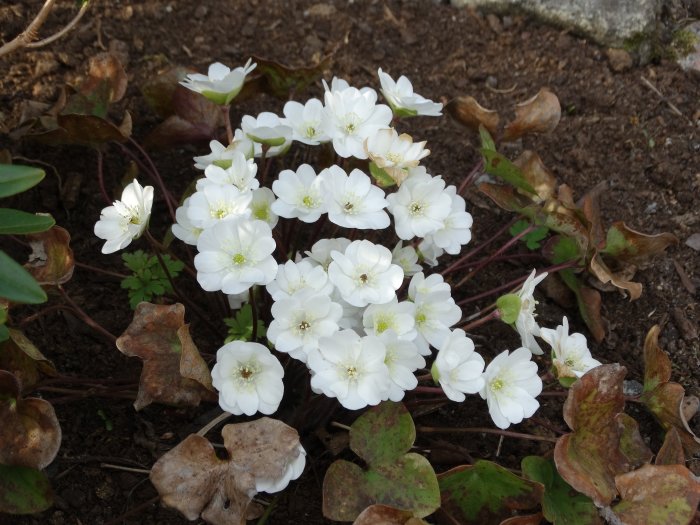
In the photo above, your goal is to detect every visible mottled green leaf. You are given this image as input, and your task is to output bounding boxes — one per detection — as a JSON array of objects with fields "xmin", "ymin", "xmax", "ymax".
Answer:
[
  {"xmin": 602, "ymin": 222, "xmax": 677, "ymax": 265},
  {"xmin": 481, "ymin": 150, "xmax": 536, "ymax": 194},
  {"xmin": 350, "ymin": 402, "xmax": 415, "ymax": 465},
  {"xmin": 0, "ymin": 464, "xmax": 53, "ymax": 514}
]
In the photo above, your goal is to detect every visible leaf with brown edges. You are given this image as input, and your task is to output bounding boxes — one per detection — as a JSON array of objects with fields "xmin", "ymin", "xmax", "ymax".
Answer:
[
  {"xmin": 513, "ymin": 151, "xmax": 557, "ymax": 202},
  {"xmin": 353, "ymin": 504, "xmax": 428, "ymax": 525},
  {"xmin": 553, "ymin": 364, "xmax": 629, "ymax": 506},
  {"xmin": 603, "ymin": 222, "xmax": 678, "ymax": 265},
  {"xmin": 24, "ymin": 226, "xmax": 74, "ymax": 286},
  {"xmin": 116, "ymin": 302, "xmax": 215, "ymax": 410},
  {"xmin": 502, "ymin": 88, "xmax": 561, "ymax": 142},
  {"xmin": 656, "ymin": 428, "xmax": 685, "ymax": 466},
  {"xmin": 446, "ymin": 96, "xmax": 500, "ymax": 136},
  {"xmin": 253, "ymin": 52, "xmax": 336, "ymax": 99},
  {"xmin": 0, "ymin": 370, "xmax": 61, "ymax": 470},
  {"xmin": 588, "ymin": 254, "xmax": 642, "ymax": 300},
  {"xmin": 0, "ymin": 328, "xmax": 56, "ymax": 390}
]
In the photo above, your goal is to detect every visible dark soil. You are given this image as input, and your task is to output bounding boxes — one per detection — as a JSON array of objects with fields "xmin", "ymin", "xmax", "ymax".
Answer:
[{"xmin": 1, "ymin": 1, "xmax": 699, "ymax": 524}]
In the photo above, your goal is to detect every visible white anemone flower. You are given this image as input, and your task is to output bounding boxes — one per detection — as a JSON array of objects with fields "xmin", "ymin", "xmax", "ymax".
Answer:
[
  {"xmin": 417, "ymin": 237, "xmax": 444, "ymax": 267},
  {"xmin": 377, "ymin": 68, "xmax": 443, "ymax": 117},
  {"xmin": 227, "ymin": 290, "xmax": 249, "ymax": 310},
  {"xmin": 424, "ymin": 185, "xmax": 473, "ymax": 254},
  {"xmin": 95, "ymin": 179, "xmax": 153, "ymax": 254},
  {"xmin": 171, "ymin": 197, "xmax": 202, "ymax": 246},
  {"xmin": 479, "ymin": 347, "xmax": 542, "ymax": 429},
  {"xmin": 267, "ymin": 291, "xmax": 343, "ymax": 363},
  {"xmin": 241, "ymin": 112, "xmax": 292, "ymax": 157},
  {"xmin": 305, "ymin": 238, "xmax": 352, "ymax": 270},
  {"xmin": 321, "ymin": 84, "xmax": 392, "ymax": 159},
  {"xmin": 180, "ymin": 59, "xmax": 256, "ymax": 105},
  {"xmin": 266, "ymin": 259, "xmax": 333, "ymax": 301},
  {"xmin": 196, "ymin": 153, "xmax": 259, "ymax": 193},
  {"xmin": 362, "ymin": 298, "xmax": 417, "ymax": 341},
  {"xmin": 409, "ymin": 273, "xmax": 461, "ymax": 355},
  {"xmin": 194, "ymin": 219, "xmax": 277, "ymax": 294},
  {"xmin": 255, "ymin": 444, "xmax": 306, "ymax": 494},
  {"xmin": 432, "ymin": 329, "xmax": 485, "ymax": 402},
  {"xmin": 378, "ymin": 330, "xmax": 425, "ymax": 402},
  {"xmin": 193, "ymin": 140, "xmax": 238, "ymax": 170},
  {"xmin": 308, "ymin": 330, "xmax": 391, "ymax": 410},
  {"xmin": 320, "ymin": 165, "xmax": 390, "ymax": 229},
  {"xmin": 211, "ymin": 341, "xmax": 284, "ymax": 415},
  {"xmin": 283, "ymin": 98, "xmax": 330, "ymax": 145},
  {"xmin": 386, "ymin": 172, "xmax": 452, "ymax": 240},
  {"xmin": 231, "ymin": 128, "xmax": 257, "ymax": 159},
  {"xmin": 271, "ymin": 164, "xmax": 327, "ymax": 223},
  {"xmin": 514, "ymin": 270, "xmax": 548, "ymax": 355},
  {"xmin": 391, "ymin": 241, "xmax": 422, "ymax": 276},
  {"xmin": 408, "ymin": 272, "xmax": 451, "ymax": 298},
  {"xmin": 328, "ymin": 240, "xmax": 404, "ymax": 307},
  {"xmin": 249, "ymin": 187, "xmax": 278, "ymax": 228},
  {"xmin": 331, "ymin": 288, "xmax": 365, "ymax": 331},
  {"xmin": 540, "ymin": 316, "xmax": 601, "ymax": 379},
  {"xmin": 365, "ymin": 128, "xmax": 430, "ymax": 185},
  {"xmin": 186, "ymin": 183, "xmax": 252, "ymax": 230}
]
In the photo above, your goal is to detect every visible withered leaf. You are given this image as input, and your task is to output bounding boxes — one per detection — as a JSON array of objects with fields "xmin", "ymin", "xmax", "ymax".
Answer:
[
  {"xmin": 252, "ymin": 52, "xmax": 335, "ymax": 99},
  {"xmin": 499, "ymin": 513, "xmax": 544, "ymax": 525},
  {"xmin": 655, "ymin": 428, "xmax": 685, "ymax": 466},
  {"xmin": 639, "ymin": 326, "xmax": 700, "ymax": 456},
  {"xmin": 150, "ymin": 418, "xmax": 303, "ymax": 525},
  {"xmin": 79, "ymin": 53, "xmax": 128, "ymax": 106},
  {"xmin": 353, "ymin": 504, "xmax": 428, "ymax": 525},
  {"xmin": 0, "ymin": 370, "xmax": 61, "ymax": 470},
  {"xmin": 612, "ymin": 464, "xmax": 700, "ymax": 525},
  {"xmin": 0, "ymin": 328, "xmax": 56, "ymax": 390},
  {"xmin": 588, "ymin": 254, "xmax": 642, "ymax": 300},
  {"xmin": 577, "ymin": 181, "xmax": 608, "ymax": 249},
  {"xmin": 603, "ymin": 222, "xmax": 678, "ymax": 265},
  {"xmin": 446, "ymin": 96, "xmax": 500, "ymax": 136},
  {"xmin": 553, "ymin": 364, "xmax": 629, "ymax": 506},
  {"xmin": 513, "ymin": 150, "xmax": 557, "ymax": 202},
  {"xmin": 503, "ymin": 88, "xmax": 561, "ymax": 142},
  {"xmin": 616, "ymin": 413, "xmax": 653, "ymax": 468},
  {"xmin": 24, "ymin": 226, "xmax": 74, "ymax": 286},
  {"xmin": 116, "ymin": 302, "xmax": 215, "ymax": 410}
]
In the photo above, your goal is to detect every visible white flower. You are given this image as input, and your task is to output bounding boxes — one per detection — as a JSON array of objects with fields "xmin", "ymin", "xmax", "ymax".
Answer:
[
  {"xmin": 305, "ymin": 237, "xmax": 351, "ymax": 270},
  {"xmin": 377, "ymin": 68, "xmax": 443, "ymax": 117},
  {"xmin": 267, "ymin": 291, "xmax": 342, "ymax": 363},
  {"xmin": 227, "ymin": 290, "xmax": 249, "ymax": 310},
  {"xmin": 321, "ymin": 84, "xmax": 392, "ymax": 159},
  {"xmin": 193, "ymin": 140, "xmax": 238, "ymax": 170},
  {"xmin": 328, "ymin": 240, "xmax": 404, "ymax": 307},
  {"xmin": 424, "ymin": 185, "xmax": 473, "ymax": 255},
  {"xmin": 194, "ymin": 219, "xmax": 277, "ymax": 294},
  {"xmin": 249, "ymin": 187, "xmax": 278, "ymax": 228},
  {"xmin": 514, "ymin": 270, "xmax": 548, "ymax": 355},
  {"xmin": 171, "ymin": 197, "xmax": 202, "ymax": 246},
  {"xmin": 266, "ymin": 259, "xmax": 333, "ymax": 301},
  {"xmin": 186, "ymin": 183, "xmax": 252, "ymax": 230},
  {"xmin": 271, "ymin": 164, "xmax": 327, "ymax": 223},
  {"xmin": 211, "ymin": 341, "xmax": 284, "ymax": 416},
  {"xmin": 379, "ymin": 330, "xmax": 424, "ymax": 402},
  {"xmin": 540, "ymin": 316, "xmax": 601, "ymax": 379},
  {"xmin": 255, "ymin": 444, "xmax": 306, "ymax": 494},
  {"xmin": 196, "ymin": 153, "xmax": 259, "ymax": 193},
  {"xmin": 386, "ymin": 172, "xmax": 452, "ymax": 240},
  {"xmin": 479, "ymin": 347, "xmax": 542, "ymax": 429},
  {"xmin": 391, "ymin": 241, "xmax": 422, "ymax": 276},
  {"xmin": 180, "ymin": 59, "xmax": 256, "ymax": 105},
  {"xmin": 362, "ymin": 298, "xmax": 416, "ymax": 341},
  {"xmin": 432, "ymin": 329, "xmax": 485, "ymax": 402},
  {"xmin": 308, "ymin": 330, "xmax": 391, "ymax": 410},
  {"xmin": 320, "ymin": 165, "xmax": 390, "ymax": 229},
  {"xmin": 241, "ymin": 112, "xmax": 292, "ymax": 156},
  {"xmin": 417, "ymin": 237, "xmax": 444, "ymax": 267},
  {"xmin": 283, "ymin": 98, "xmax": 330, "ymax": 145},
  {"xmin": 331, "ymin": 288, "xmax": 365, "ymax": 331},
  {"xmin": 365, "ymin": 128, "xmax": 430, "ymax": 185},
  {"xmin": 231, "ymin": 128, "xmax": 257, "ymax": 159},
  {"xmin": 409, "ymin": 273, "xmax": 461, "ymax": 355},
  {"xmin": 95, "ymin": 179, "xmax": 153, "ymax": 254}
]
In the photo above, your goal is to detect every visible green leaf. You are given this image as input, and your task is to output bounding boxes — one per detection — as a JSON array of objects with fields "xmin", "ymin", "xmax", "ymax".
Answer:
[
  {"xmin": 521, "ymin": 456, "xmax": 600, "ymax": 525},
  {"xmin": 481, "ymin": 149, "xmax": 536, "ymax": 195},
  {"xmin": 496, "ymin": 293, "xmax": 522, "ymax": 325},
  {"xmin": 510, "ymin": 219, "xmax": 549, "ymax": 250},
  {"xmin": 0, "ymin": 164, "xmax": 45, "ymax": 198},
  {"xmin": 223, "ymin": 304, "xmax": 266, "ymax": 343},
  {"xmin": 0, "ymin": 464, "xmax": 53, "ymax": 514},
  {"xmin": 438, "ymin": 460, "xmax": 543, "ymax": 525},
  {"xmin": 369, "ymin": 162, "xmax": 397, "ymax": 188},
  {"xmin": 479, "ymin": 124, "xmax": 496, "ymax": 151},
  {"xmin": 350, "ymin": 401, "xmax": 415, "ymax": 465},
  {"xmin": 0, "ymin": 251, "xmax": 47, "ymax": 304},
  {"xmin": 0, "ymin": 209, "xmax": 55, "ymax": 235}
]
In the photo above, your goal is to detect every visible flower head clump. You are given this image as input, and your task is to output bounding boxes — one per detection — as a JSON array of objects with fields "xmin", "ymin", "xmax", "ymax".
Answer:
[
  {"xmin": 308, "ymin": 330, "xmax": 390, "ymax": 410},
  {"xmin": 514, "ymin": 270, "xmax": 548, "ymax": 355},
  {"xmin": 321, "ymin": 166, "xmax": 390, "ymax": 229},
  {"xmin": 180, "ymin": 59, "xmax": 256, "ymax": 105},
  {"xmin": 377, "ymin": 68, "xmax": 443, "ymax": 117},
  {"xmin": 540, "ymin": 316, "xmax": 601, "ymax": 380},
  {"xmin": 211, "ymin": 341, "xmax": 284, "ymax": 415},
  {"xmin": 432, "ymin": 329, "xmax": 485, "ymax": 402},
  {"xmin": 271, "ymin": 164, "xmax": 326, "ymax": 223},
  {"xmin": 365, "ymin": 128, "xmax": 430, "ymax": 185},
  {"xmin": 283, "ymin": 98, "xmax": 330, "ymax": 145},
  {"xmin": 479, "ymin": 347, "xmax": 542, "ymax": 429},
  {"xmin": 94, "ymin": 179, "xmax": 153, "ymax": 254}
]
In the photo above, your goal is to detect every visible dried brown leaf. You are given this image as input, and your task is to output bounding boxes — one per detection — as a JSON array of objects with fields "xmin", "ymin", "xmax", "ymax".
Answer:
[
  {"xmin": 604, "ymin": 222, "xmax": 678, "ymax": 265},
  {"xmin": 503, "ymin": 88, "xmax": 561, "ymax": 142},
  {"xmin": 446, "ymin": 96, "xmax": 500, "ymax": 136},
  {"xmin": 116, "ymin": 303, "xmax": 215, "ymax": 410},
  {"xmin": 499, "ymin": 513, "xmax": 543, "ymax": 525},
  {"xmin": 0, "ymin": 370, "xmax": 61, "ymax": 470},
  {"xmin": 0, "ymin": 328, "xmax": 56, "ymax": 390},
  {"xmin": 513, "ymin": 151, "xmax": 557, "ymax": 202},
  {"xmin": 577, "ymin": 181, "xmax": 608, "ymax": 249},
  {"xmin": 616, "ymin": 413, "xmax": 653, "ymax": 468},
  {"xmin": 656, "ymin": 428, "xmax": 685, "ymax": 466},
  {"xmin": 81, "ymin": 53, "xmax": 128, "ymax": 104},
  {"xmin": 24, "ymin": 226, "xmax": 74, "ymax": 286},
  {"xmin": 589, "ymin": 254, "xmax": 642, "ymax": 300},
  {"xmin": 353, "ymin": 504, "xmax": 422, "ymax": 525}
]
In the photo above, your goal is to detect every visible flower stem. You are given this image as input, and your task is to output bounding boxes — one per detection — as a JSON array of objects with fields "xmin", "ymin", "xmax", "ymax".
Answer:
[
  {"xmin": 413, "ymin": 386, "xmax": 445, "ymax": 395},
  {"xmin": 457, "ymin": 158, "xmax": 484, "ymax": 195},
  {"xmin": 75, "ymin": 261, "xmax": 128, "ymax": 279},
  {"xmin": 58, "ymin": 286, "xmax": 117, "ymax": 343},
  {"xmin": 250, "ymin": 286, "xmax": 259, "ymax": 342},
  {"xmin": 96, "ymin": 150, "xmax": 111, "ymax": 205},
  {"xmin": 416, "ymin": 425, "xmax": 559, "ymax": 443},
  {"xmin": 461, "ymin": 308, "xmax": 501, "ymax": 332},
  {"xmin": 196, "ymin": 411, "xmax": 232, "ymax": 437},
  {"xmin": 222, "ymin": 105, "xmax": 233, "ymax": 143}
]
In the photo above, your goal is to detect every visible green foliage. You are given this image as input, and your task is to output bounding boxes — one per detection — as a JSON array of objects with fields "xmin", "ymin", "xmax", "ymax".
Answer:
[
  {"xmin": 0, "ymin": 464, "xmax": 53, "ymax": 514},
  {"xmin": 121, "ymin": 250, "xmax": 184, "ymax": 309},
  {"xmin": 0, "ymin": 164, "xmax": 45, "ymax": 198},
  {"xmin": 510, "ymin": 219, "xmax": 549, "ymax": 250},
  {"xmin": 496, "ymin": 293, "xmax": 521, "ymax": 324},
  {"xmin": 224, "ymin": 304, "xmax": 266, "ymax": 343},
  {"xmin": 368, "ymin": 161, "xmax": 396, "ymax": 188}
]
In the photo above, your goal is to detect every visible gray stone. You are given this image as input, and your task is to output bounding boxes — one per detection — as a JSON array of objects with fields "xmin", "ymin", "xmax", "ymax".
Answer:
[
  {"xmin": 676, "ymin": 21, "xmax": 700, "ymax": 76},
  {"xmin": 451, "ymin": 0, "xmax": 660, "ymax": 47}
]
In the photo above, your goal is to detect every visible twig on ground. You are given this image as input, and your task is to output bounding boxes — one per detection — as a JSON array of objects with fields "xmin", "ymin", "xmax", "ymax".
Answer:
[{"xmin": 640, "ymin": 76, "xmax": 694, "ymax": 126}]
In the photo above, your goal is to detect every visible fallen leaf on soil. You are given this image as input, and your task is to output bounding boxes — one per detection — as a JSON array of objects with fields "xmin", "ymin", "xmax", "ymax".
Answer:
[
  {"xmin": 602, "ymin": 222, "xmax": 678, "ymax": 265},
  {"xmin": 446, "ymin": 96, "xmax": 500, "ymax": 136},
  {"xmin": 116, "ymin": 302, "xmax": 215, "ymax": 410},
  {"xmin": 577, "ymin": 181, "xmax": 607, "ymax": 249},
  {"xmin": 24, "ymin": 226, "xmax": 74, "ymax": 286},
  {"xmin": 78, "ymin": 52, "xmax": 128, "ymax": 108},
  {"xmin": 502, "ymin": 88, "xmax": 561, "ymax": 142},
  {"xmin": 0, "ymin": 328, "xmax": 56, "ymax": 390},
  {"xmin": 672, "ymin": 307, "xmax": 698, "ymax": 340},
  {"xmin": 553, "ymin": 363, "xmax": 629, "ymax": 506},
  {"xmin": 611, "ymin": 464, "xmax": 700, "ymax": 525},
  {"xmin": 0, "ymin": 464, "xmax": 53, "ymax": 514},
  {"xmin": 639, "ymin": 325, "xmax": 700, "ymax": 456},
  {"xmin": 588, "ymin": 254, "xmax": 642, "ymax": 300},
  {"xmin": 0, "ymin": 370, "xmax": 61, "ymax": 470},
  {"xmin": 437, "ymin": 460, "xmax": 543, "ymax": 525},
  {"xmin": 513, "ymin": 150, "xmax": 557, "ymax": 202},
  {"xmin": 655, "ymin": 427, "xmax": 685, "ymax": 466},
  {"xmin": 150, "ymin": 418, "xmax": 303, "ymax": 525},
  {"xmin": 323, "ymin": 402, "xmax": 440, "ymax": 522},
  {"xmin": 352, "ymin": 504, "xmax": 428, "ymax": 525}
]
